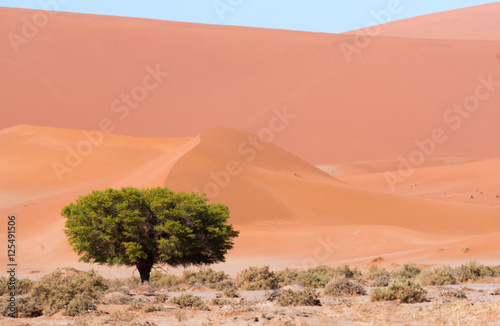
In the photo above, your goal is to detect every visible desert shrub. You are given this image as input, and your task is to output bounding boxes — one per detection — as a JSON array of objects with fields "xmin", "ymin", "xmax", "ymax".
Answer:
[
  {"xmin": 296, "ymin": 272, "xmax": 332, "ymax": 288},
  {"xmin": 0, "ymin": 277, "xmax": 34, "ymax": 296},
  {"xmin": 370, "ymin": 280, "xmax": 427, "ymax": 304},
  {"xmin": 214, "ymin": 280, "xmax": 236, "ymax": 291},
  {"xmin": 454, "ymin": 261, "xmax": 500, "ymax": 283},
  {"xmin": 129, "ymin": 296, "xmax": 150, "ymax": 310},
  {"xmin": 391, "ymin": 263, "xmax": 422, "ymax": 280},
  {"xmin": 16, "ymin": 296, "xmax": 44, "ymax": 318},
  {"xmin": 324, "ymin": 277, "xmax": 366, "ymax": 297},
  {"xmin": 479, "ymin": 265, "xmax": 500, "ymax": 278},
  {"xmin": 275, "ymin": 289, "xmax": 321, "ymax": 307},
  {"xmin": 367, "ymin": 266, "xmax": 390, "ymax": 287},
  {"xmin": 0, "ymin": 295, "xmax": 43, "ymax": 318},
  {"xmin": 170, "ymin": 294, "xmax": 208, "ymax": 310},
  {"xmin": 419, "ymin": 266, "xmax": 456, "ymax": 286},
  {"xmin": 276, "ymin": 268, "xmax": 300, "ymax": 285},
  {"xmin": 289, "ymin": 265, "xmax": 361, "ymax": 289},
  {"xmin": 236, "ymin": 266, "xmax": 279, "ymax": 290},
  {"xmin": 150, "ymin": 271, "xmax": 182, "ymax": 289},
  {"xmin": 181, "ymin": 268, "xmax": 227, "ymax": 289},
  {"xmin": 143, "ymin": 305, "xmax": 163, "ymax": 313},
  {"xmin": 30, "ymin": 269, "xmax": 107, "ymax": 316},
  {"xmin": 307, "ymin": 265, "xmax": 360, "ymax": 279},
  {"xmin": 155, "ymin": 294, "xmax": 169, "ymax": 303},
  {"xmin": 65, "ymin": 293, "xmax": 97, "ymax": 317},
  {"xmin": 367, "ymin": 266, "xmax": 390, "ymax": 280},
  {"xmin": 216, "ymin": 283, "xmax": 239, "ymax": 298},
  {"xmin": 455, "ymin": 260, "xmax": 483, "ymax": 283},
  {"xmin": 265, "ymin": 288, "xmax": 282, "ymax": 302},
  {"xmin": 492, "ymin": 289, "xmax": 500, "ymax": 295},
  {"xmin": 440, "ymin": 289, "xmax": 467, "ymax": 299},
  {"xmin": 210, "ymin": 298, "xmax": 231, "ymax": 306}
]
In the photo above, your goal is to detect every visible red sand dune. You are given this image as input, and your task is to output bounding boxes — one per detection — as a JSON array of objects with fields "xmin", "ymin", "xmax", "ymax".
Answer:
[
  {"xmin": 1, "ymin": 6, "xmax": 500, "ymax": 164},
  {"xmin": 2, "ymin": 125, "xmax": 500, "ymax": 276},
  {"xmin": 2, "ymin": 3, "xmax": 500, "ymax": 276},
  {"xmin": 332, "ymin": 158, "xmax": 500, "ymax": 206},
  {"xmin": 347, "ymin": 2, "xmax": 500, "ymax": 40}
]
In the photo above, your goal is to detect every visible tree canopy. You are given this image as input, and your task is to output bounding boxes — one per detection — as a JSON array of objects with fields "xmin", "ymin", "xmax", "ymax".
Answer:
[{"xmin": 62, "ymin": 187, "xmax": 239, "ymax": 283}]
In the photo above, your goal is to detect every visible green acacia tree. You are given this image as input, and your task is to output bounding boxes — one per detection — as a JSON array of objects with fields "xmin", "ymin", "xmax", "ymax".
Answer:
[{"xmin": 62, "ymin": 187, "xmax": 239, "ymax": 283}]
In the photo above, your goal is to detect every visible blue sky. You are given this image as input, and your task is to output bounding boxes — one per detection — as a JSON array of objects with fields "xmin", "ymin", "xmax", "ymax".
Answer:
[{"xmin": 0, "ymin": 0, "xmax": 498, "ymax": 33}]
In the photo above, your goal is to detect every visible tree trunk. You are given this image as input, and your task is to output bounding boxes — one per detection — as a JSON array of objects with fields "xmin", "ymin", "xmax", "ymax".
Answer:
[{"xmin": 136, "ymin": 260, "xmax": 154, "ymax": 284}]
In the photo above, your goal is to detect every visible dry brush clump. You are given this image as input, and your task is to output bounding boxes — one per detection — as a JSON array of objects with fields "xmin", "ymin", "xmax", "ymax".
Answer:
[
  {"xmin": 275, "ymin": 265, "xmax": 362, "ymax": 289},
  {"xmin": 440, "ymin": 288, "xmax": 467, "ymax": 299},
  {"xmin": 417, "ymin": 266, "xmax": 457, "ymax": 286},
  {"xmin": 370, "ymin": 279, "xmax": 428, "ymax": 304},
  {"xmin": 181, "ymin": 268, "xmax": 228, "ymax": 289},
  {"xmin": 170, "ymin": 294, "xmax": 208, "ymax": 310},
  {"xmin": 149, "ymin": 271, "xmax": 182, "ymax": 290},
  {"xmin": 323, "ymin": 277, "xmax": 366, "ymax": 297},
  {"xmin": 236, "ymin": 266, "xmax": 280, "ymax": 290},
  {"xmin": 275, "ymin": 289, "xmax": 322, "ymax": 307},
  {"xmin": 30, "ymin": 268, "xmax": 108, "ymax": 316},
  {"xmin": 390, "ymin": 263, "xmax": 423, "ymax": 280},
  {"xmin": 367, "ymin": 265, "xmax": 391, "ymax": 287}
]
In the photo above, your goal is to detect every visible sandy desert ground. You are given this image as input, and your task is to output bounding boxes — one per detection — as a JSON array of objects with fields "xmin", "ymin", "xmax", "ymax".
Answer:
[{"xmin": 1, "ymin": 2, "xmax": 500, "ymax": 319}]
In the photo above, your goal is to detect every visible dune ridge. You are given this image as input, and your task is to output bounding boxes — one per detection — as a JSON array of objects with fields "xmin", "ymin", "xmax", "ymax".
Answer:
[{"xmin": 346, "ymin": 2, "xmax": 500, "ymax": 40}]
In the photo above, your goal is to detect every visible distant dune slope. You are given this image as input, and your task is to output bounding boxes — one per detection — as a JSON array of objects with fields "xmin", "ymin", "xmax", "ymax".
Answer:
[
  {"xmin": 346, "ymin": 2, "xmax": 500, "ymax": 40},
  {"xmin": 1, "ymin": 6, "xmax": 500, "ymax": 163}
]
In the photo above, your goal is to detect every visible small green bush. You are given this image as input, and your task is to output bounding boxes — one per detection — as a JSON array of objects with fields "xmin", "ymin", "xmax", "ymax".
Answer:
[
  {"xmin": 275, "ymin": 289, "xmax": 321, "ymax": 307},
  {"xmin": 236, "ymin": 266, "xmax": 279, "ymax": 290},
  {"xmin": 170, "ymin": 294, "xmax": 208, "ymax": 310},
  {"xmin": 370, "ymin": 280, "xmax": 427, "ymax": 304},
  {"xmin": 324, "ymin": 277, "xmax": 366, "ymax": 297}
]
